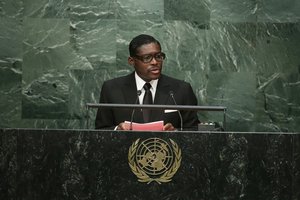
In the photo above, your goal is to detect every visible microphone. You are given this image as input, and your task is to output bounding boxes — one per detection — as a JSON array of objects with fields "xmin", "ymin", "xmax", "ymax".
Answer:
[
  {"xmin": 130, "ymin": 90, "xmax": 142, "ymax": 130},
  {"xmin": 169, "ymin": 91, "xmax": 183, "ymax": 131}
]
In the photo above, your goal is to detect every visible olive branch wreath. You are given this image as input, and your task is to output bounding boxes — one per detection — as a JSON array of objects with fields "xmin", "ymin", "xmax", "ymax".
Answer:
[{"xmin": 128, "ymin": 138, "xmax": 182, "ymax": 184}]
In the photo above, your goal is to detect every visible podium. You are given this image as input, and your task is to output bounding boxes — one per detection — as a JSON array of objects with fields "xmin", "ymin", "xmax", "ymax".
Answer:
[{"xmin": 1, "ymin": 129, "xmax": 299, "ymax": 199}]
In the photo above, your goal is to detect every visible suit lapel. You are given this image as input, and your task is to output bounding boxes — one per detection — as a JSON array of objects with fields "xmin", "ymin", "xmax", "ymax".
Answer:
[
  {"xmin": 120, "ymin": 73, "xmax": 144, "ymax": 123},
  {"xmin": 151, "ymin": 75, "xmax": 172, "ymax": 121},
  {"xmin": 121, "ymin": 73, "xmax": 138, "ymax": 104},
  {"xmin": 154, "ymin": 75, "xmax": 172, "ymax": 104}
]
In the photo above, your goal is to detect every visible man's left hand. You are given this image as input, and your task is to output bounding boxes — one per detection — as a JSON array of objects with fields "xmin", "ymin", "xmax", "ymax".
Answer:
[{"xmin": 163, "ymin": 123, "xmax": 176, "ymax": 131}]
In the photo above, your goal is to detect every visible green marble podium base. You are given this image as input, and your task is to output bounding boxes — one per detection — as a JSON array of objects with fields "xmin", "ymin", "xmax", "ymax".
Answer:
[{"xmin": 1, "ymin": 129, "xmax": 299, "ymax": 199}]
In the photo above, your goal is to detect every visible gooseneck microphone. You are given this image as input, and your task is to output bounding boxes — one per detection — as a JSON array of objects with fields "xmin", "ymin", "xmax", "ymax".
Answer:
[
  {"xmin": 169, "ymin": 91, "xmax": 183, "ymax": 131},
  {"xmin": 130, "ymin": 90, "xmax": 142, "ymax": 130}
]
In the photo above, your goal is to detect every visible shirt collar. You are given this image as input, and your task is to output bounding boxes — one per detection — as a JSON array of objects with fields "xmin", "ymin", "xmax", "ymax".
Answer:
[{"xmin": 135, "ymin": 72, "xmax": 158, "ymax": 92}]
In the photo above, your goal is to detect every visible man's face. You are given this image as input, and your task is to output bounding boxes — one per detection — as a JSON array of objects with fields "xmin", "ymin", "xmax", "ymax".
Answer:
[{"xmin": 128, "ymin": 43, "xmax": 164, "ymax": 82}]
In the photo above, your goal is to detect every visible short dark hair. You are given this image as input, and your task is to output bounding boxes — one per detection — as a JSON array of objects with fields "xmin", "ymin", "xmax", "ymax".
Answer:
[{"xmin": 129, "ymin": 34, "xmax": 161, "ymax": 57}]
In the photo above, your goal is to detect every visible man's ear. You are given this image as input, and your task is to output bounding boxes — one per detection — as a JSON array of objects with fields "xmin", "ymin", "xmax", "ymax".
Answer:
[{"xmin": 128, "ymin": 57, "xmax": 134, "ymax": 66}]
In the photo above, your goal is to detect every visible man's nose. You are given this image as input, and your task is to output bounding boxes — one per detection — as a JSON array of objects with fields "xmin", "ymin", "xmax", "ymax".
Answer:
[{"xmin": 150, "ymin": 56, "xmax": 159, "ymax": 64}]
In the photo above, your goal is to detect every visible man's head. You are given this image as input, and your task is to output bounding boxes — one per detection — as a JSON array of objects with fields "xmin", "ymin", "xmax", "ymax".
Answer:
[
  {"xmin": 129, "ymin": 34, "xmax": 161, "ymax": 57},
  {"xmin": 128, "ymin": 34, "xmax": 166, "ymax": 82}
]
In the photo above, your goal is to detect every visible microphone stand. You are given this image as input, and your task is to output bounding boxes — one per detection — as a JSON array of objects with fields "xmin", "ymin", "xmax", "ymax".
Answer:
[
  {"xmin": 169, "ymin": 91, "xmax": 183, "ymax": 131},
  {"xmin": 130, "ymin": 90, "xmax": 142, "ymax": 130}
]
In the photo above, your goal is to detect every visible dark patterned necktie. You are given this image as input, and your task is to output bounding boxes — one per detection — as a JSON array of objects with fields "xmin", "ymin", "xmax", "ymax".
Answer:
[{"xmin": 142, "ymin": 82, "xmax": 153, "ymax": 122}]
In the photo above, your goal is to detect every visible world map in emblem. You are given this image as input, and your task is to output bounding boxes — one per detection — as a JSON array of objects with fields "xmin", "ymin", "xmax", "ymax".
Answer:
[{"xmin": 128, "ymin": 137, "xmax": 182, "ymax": 184}]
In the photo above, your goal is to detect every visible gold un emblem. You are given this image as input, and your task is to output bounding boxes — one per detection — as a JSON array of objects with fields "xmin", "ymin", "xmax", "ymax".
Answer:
[{"xmin": 128, "ymin": 138, "xmax": 182, "ymax": 184}]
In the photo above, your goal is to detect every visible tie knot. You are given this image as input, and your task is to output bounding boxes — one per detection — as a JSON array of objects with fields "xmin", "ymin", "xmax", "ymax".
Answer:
[{"xmin": 143, "ymin": 82, "xmax": 151, "ymax": 91}]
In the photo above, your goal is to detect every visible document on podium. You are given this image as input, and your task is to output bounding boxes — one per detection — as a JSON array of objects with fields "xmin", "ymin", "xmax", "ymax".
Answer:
[{"xmin": 124, "ymin": 120, "xmax": 164, "ymax": 131}]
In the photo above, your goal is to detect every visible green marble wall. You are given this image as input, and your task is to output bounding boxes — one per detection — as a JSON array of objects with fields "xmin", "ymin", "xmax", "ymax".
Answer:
[{"xmin": 0, "ymin": 0, "xmax": 299, "ymax": 131}]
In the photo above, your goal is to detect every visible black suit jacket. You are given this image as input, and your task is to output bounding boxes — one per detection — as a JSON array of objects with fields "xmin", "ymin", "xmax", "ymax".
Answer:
[{"xmin": 95, "ymin": 72, "xmax": 199, "ymax": 129}]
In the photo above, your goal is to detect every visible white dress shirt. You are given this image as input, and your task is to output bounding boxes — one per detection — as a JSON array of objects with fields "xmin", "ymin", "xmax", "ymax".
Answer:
[{"xmin": 135, "ymin": 72, "xmax": 158, "ymax": 104}]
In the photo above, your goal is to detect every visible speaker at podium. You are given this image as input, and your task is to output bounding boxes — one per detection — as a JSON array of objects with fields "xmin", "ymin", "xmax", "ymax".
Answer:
[{"xmin": 85, "ymin": 103, "xmax": 227, "ymax": 131}]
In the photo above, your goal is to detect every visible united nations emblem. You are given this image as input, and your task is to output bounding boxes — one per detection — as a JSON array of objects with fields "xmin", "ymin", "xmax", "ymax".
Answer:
[{"xmin": 128, "ymin": 138, "xmax": 182, "ymax": 184}]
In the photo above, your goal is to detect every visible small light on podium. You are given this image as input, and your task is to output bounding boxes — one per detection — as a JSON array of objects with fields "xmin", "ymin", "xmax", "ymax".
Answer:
[{"xmin": 198, "ymin": 122, "xmax": 217, "ymax": 131}]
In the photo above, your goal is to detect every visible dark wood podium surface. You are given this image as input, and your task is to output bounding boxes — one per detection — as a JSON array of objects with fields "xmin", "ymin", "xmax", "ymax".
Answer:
[{"xmin": 1, "ymin": 129, "xmax": 299, "ymax": 200}]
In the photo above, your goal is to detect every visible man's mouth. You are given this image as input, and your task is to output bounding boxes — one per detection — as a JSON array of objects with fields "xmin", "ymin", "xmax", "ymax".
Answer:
[{"xmin": 148, "ymin": 67, "xmax": 161, "ymax": 74}]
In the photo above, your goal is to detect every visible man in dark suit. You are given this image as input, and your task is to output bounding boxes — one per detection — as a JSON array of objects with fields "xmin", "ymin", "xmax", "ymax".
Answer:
[{"xmin": 95, "ymin": 34, "xmax": 199, "ymax": 130}]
